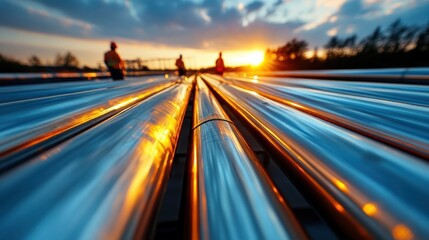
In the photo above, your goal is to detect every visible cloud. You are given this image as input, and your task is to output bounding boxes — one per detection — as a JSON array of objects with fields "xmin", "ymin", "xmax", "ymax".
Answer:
[
  {"xmin": 245, "ymin": 1, "xmax": 265, "ymax": 13},
  {"xmin": 338, "ymin": 0, "xmax": 366, "ymax": 16},
  {"xmin": 265, "ymin": 0, "xmax": 287, "ymax": 17},
  {"xmin": 0, "ymin": 1, "xmax": 93, "ymax": 37},
  {"xmin": 298, "ymin": 0, "xmax": 429, "ymax": 47},
  {"xmin": 274, "ymin": 0, "xmax": 287, "ymax": 7},
  {"xmin": 0, "ymin": 0, "xmax": 296, "ymax": 50},
  {"xmin": 1, "ymin": 0, "xmax": 429, "ymax": 52}
]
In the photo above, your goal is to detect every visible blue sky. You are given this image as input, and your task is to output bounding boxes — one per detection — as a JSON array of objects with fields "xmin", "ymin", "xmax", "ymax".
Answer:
[{"xmin": 0, "ymin": 0, "xmax": 428, "ymax": 68}]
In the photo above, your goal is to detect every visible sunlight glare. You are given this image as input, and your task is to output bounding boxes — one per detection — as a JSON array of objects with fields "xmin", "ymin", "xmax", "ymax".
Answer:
[{"xmin": 248, "ymin": 51, "xmax": 265, "ymax": 66}]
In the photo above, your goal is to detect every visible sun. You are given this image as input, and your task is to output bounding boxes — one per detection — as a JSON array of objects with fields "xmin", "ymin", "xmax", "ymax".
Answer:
[
  {"xmin": 224, "ymin": 50, "xmax": 266, "ymax": 67},
  {"xmin": 248, "ymin": 51, "xmax": 265, "ymax": 66}
]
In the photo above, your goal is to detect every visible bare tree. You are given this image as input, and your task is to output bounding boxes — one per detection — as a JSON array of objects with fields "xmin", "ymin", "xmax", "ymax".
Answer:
[
  {"xmin": 414, "ymin": 23, "xmax": 429, "ymax": 52},
  {"xmin": 325, "ymin": 36, "xmax": 339, "ymax": 59},
  {"xmin": 54, "ymin": 53, "xmax": 63, "ymax": 66},
  {"xmin": 360, "ymin": 26, "xmax": 384, "ymax": 54},
  {"xmin": 55, "ymin": 52, "xmax": 79, "ymax": 67},
  {"xmin": 28, "ymin": 55, "xmax": 42, "ymax": 66},
  {"xmin": 277, "ymin": 38, "xmax": 308, "ymax": 60},
  {"xmin": 378, "ymin": 19, "xmax": 420, "ymax": 53},
  {"xmin": 63, "ymin": 52, "xmax": 79, "ymax": 67},
  {"xmin": 343, "ymin": 35, "xmax": 357, "ymax": 55}
]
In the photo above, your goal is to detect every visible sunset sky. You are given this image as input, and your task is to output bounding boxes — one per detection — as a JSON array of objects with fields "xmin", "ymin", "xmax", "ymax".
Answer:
[{"xmin": 1, "ymin": 0, "xmax": 428, "ymax": 69}]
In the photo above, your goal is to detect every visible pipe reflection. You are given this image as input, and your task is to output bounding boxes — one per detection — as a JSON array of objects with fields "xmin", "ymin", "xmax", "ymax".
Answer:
[
  {"xmin": 188, "ymin": 78, "xmax": 307, "ymax": 239},
  {"xmin": 203, "ymin": 74, "xmax": 429, "ymax": 239},
  {"xmin": 333, "ymin": 178, "xmax": 348, "ymax": 193},
  {"xmin": 225, "ymin": 75, "xmax": 429, "ymax": 160},
  {"xmin": 0, "ymin": 78, "xmax": 193, "ymax": 239},
  {"xmin": 392, "ymin": 224, "xmax": 413, "ymax": 240},
  {"xmin": 0, "ymin": 79, "xmax": 176, "ymax": 171},
  {"xmin": 362, "ymin": 203, "xmax": 378, "ymax": 217}
]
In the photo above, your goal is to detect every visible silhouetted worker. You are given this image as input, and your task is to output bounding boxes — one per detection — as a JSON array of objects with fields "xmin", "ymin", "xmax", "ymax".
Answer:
[
  {"xmin": 104, "ymin": 41, "xmax": 125, "ymax": 80},
  {"xmin": 175, "ymin": 54, "xmax": 186, "ymax": 76},
  {"xmin": 215, "ymin": 51, "xmax": 225, "ymax": 76}
]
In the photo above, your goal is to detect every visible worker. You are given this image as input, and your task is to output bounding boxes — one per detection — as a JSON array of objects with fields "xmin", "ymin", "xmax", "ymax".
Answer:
[
  {"xmin": 215, "ymin": 51, "xmax": 225, "ymax": 76},
  {"xmin": 104, "ymin": 41, "xmax": 125, "ymax": 80},
  {"xmin": 175, "ymin": 54, "xmax": 186, "ymax": 76}
]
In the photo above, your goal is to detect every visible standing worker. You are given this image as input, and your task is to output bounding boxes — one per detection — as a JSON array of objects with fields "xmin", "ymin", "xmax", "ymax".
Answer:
[
  {"xmin": 215, "ymin": 51, "xmax": 225, "ymax": 76},
  {"xmin": 175, "ymin": 54, "xmax": 186, "ymax": 76},
  {"xmin": 104, "ymin": 41, "xmax": 125, "ymax": 80}
]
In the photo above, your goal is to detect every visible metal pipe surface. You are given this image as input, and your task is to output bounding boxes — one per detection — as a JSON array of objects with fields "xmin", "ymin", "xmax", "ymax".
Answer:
[
  {"xmin": 0, "ymin": 78, "xmax": 193, "ymax": 239},
  {"xmin": 0, "ymin": 76, "xmax": 165, "ymax": 103},
  {"xmin": 203, "ymin": 75, "xmax": 429, "ymax": 240},
  {"xmin": 0, "ymin": 77, "xmax": 177, "ymax": 172},
  {"xmin": 188, "ymin": 78, "xmax": 308, "ymax": 240},
  {"xmin": 214, "ymin": 75, "xmax": 429, "ymax": 160},
  {"xmin": 0, "ymin": 71, "xmax": 171, "ymax": 85},
  {"xmin": 235, "ymin": 67, "xmax": 429, "ymax": 84},
  {"xmin": 227, "ymin": 75, "xmax": 429, "ymax": 107}
]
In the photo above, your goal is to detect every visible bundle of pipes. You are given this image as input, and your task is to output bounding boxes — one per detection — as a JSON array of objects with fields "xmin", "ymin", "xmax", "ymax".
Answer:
[
  {"xmin": 225, "ymin": 75, "xmax": 429, "ymax": 106},
  {"xmin": 215, "ymin": 75, "xmax": 429, "ymax": 160},
  {"xmin": 0, "ymin": 76, "xmax": 177, "ymax": 172},
  {"xmin": 0, "ymin": 77, "xmax": 193, "ymax": 239},
  {"xmin": 234, "ymin": 67, "xmax": 429, "ymax": 84},
  {"xmin": 202, "ymin": 74, "xmax": 429, "ymax": 239},
  {"xmin": 0, "ymin": 72, "xmax": 170, "ymax": 85},
  {"xmin": 1, "ymin": 71, "xmax": 428, "ymax": 239}
]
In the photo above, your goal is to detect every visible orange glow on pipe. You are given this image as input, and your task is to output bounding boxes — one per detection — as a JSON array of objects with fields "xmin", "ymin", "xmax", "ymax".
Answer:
[
  {"xmin": 84, "ymin": 72, "xmax": 98, "ymax": 79},
  {"xmin": 392, "ymin": 224, "xmax": 414, "ymax": 240},
  {"xmin": 362, "ymin": 203, "xmax": 378, "ymax": 216},
  {"xmin": 334, "ymin": 202, "xmax": 345, "ymax": 213},
  {"xmin": 333, "ymin": 179, "xmax": 348, "ymax": 193},
  {"xmin": 0, "ymin": 82, "xmax": 174, "ymax": 160},
  {"xmin": 191, "ymin": 143, "xmax": 200, "ymax": 240},
  {"xmin": 102, "ymin": 84, "xmax": 191, "ymax": 238}
]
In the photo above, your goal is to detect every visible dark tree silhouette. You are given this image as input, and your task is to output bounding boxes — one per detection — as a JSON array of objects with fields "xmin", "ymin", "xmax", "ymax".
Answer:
[
  {"xmin": 312, "ymin": 47, "xmax": 319, "ymax": 62},
  {"xmin": 384, "ymin": 19, "xmax": 409, "ymax": 52},
  {"xmin": 325, "ymin": 36, "xmax": 339, "ymax": 59},
  {"xmin": 415, "ymin": 23, "xmax": 429, "ymax": 52},
  {"xmin": 264, "ymin": 19, "xmax": 429, "ymax": 70},
  {"xmin": 402, "ymin": 26, "xmax": 419, "ymax": 51},
  {"xmin": 55, "ymin": 52, "xmax": 79, "ymax": 68},
  {"xmin": 63, "ymin": 52, "xmax": 79, "ymax": 67},
  {"xmin": 343, "ymin": 35, "xmax": 357, "ymax": 55},
  {"xmin": 54, "ymin": 53, "xmax": 63, "ymax": 66},
  {"xmin": 277, "ymin": 38, "xmax": 308, "ymax": 60},
  {"xmin": 360, "ymin": 27, "xmax": 384, "ymax": 54},
  {"xmin": 28, "ymin": 55, "xmax": 42, "ymax": 67}
]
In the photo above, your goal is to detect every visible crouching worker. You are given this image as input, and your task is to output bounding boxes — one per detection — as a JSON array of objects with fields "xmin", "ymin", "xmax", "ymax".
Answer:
[{"xmin": 104, "ymin": 41, "xmax": 125, "ymax": 80}]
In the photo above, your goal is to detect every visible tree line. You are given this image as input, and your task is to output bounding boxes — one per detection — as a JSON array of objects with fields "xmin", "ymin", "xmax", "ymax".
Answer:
[
  {"xmin": 264, "ymin": 19, "xmax": 429, "ymax": 70},
  {"xmin": 0, "ymin": 51, "xmax": 99, "ymax": 73}
]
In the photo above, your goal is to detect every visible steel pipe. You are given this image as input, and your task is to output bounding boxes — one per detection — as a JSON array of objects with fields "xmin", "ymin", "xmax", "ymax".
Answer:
[
  {"xmin": 235, "ymin": 67, "xmax": 429, "ymax": 84},
  {"xmin": 0, "ymin": 78, "xmax": 135, "ymax": 103},
  {"xmin": 227, "ymin": 75, "xmax": 429, "ymax": 107},
  {"xmin": 0, "ymin": 78, "xmax": 193, "ymax": 239},
  {"xmin": 203, "ymin": 74, "xmax": 429, "ymax": 239},
  {"xmin": 188, "ymin": 78, "xmax": 307, "ymax": 240},
  {"xmin": 0, "ymin": 71, "xmax": 171, "ymax": 86}
]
